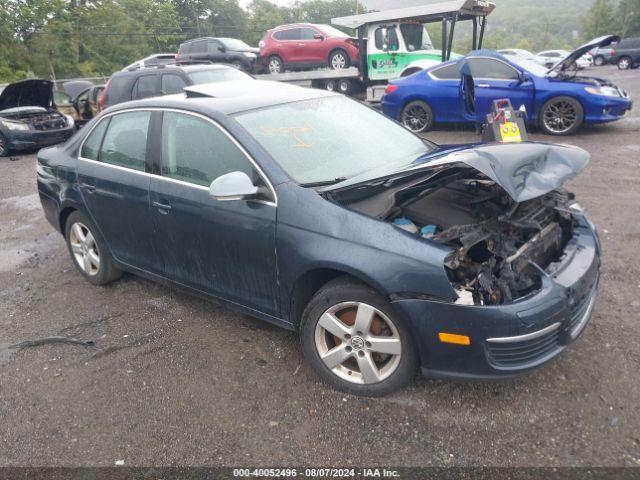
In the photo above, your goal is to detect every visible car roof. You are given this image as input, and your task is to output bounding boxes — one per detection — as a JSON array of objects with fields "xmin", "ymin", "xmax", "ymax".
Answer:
[
  {"xmin": 271, "ymin": 23, "xmax": 317, "ymax": 30},
  {"xmin": 113, "ymin": 63, "xmax": 239, "ymax": 78},
  {"xmin": 105, "ymin": 80, "xmax": 337, "ymax": 117}
]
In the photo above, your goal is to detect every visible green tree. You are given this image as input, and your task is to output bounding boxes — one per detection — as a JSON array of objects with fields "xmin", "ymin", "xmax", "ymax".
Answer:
[
  {"xmin": 581, "ymin": 0, "xmax": 616, "ymax": 40},
  {"xmin": 617, "ymin": 0, "xmax": 640, "ymax": 37}
]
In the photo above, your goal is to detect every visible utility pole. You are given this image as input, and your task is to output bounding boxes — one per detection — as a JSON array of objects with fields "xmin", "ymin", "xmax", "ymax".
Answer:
[
  {"xmin": 355, "ymin": 0, "xmax": 359, "ymax": 15},
  {"xmin": 48, "ymin": 49, "xmax": 56, "ymax": 83}
]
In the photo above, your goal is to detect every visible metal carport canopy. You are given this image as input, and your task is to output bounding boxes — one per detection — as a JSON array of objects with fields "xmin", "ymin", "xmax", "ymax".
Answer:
[{"xmin": 332, "ymin": 0, "xmax": 495, "ymax": 29}]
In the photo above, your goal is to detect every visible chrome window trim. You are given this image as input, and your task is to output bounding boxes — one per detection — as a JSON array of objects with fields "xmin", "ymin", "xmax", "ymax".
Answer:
[
  {"xmin": 77, "ymin": 107, "xmax": 278, "ymax": 207},
  {"xmin": 486, "ymin": 322, "xmax": 561, "ymax": 344}
]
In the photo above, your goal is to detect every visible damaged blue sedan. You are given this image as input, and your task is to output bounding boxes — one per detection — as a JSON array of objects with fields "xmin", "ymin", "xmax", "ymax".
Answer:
[{"xmin": 37, "ymin": 81, "xmax": 600, "ymax": 396}]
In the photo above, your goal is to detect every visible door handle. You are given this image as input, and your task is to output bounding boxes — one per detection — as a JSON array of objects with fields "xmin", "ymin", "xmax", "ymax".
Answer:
[
  {"xmin": 477, "ymin": 83, "xmax": 491, "ymax": 88},
  {"xmin": 152, "ymin": 200, "xmax": 172, "ymax": 213}
]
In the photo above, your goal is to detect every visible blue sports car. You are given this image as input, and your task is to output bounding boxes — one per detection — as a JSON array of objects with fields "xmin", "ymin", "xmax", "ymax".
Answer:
[{"xmin": 382, "ymin": 36, "xmax": 632, "ymax": 136}]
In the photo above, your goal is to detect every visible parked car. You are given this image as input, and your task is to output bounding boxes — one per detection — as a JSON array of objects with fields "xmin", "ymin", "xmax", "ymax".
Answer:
[
  {"xmin": 37, "ymin": 80, "xmax": 600, "ymax": 395},
  {"xmin": 122, "ymin": 53, "xmax": 177, "ymax": 71},
  {"xmin": 590, "ymin": 45, "xmax": 616, "ymax": 66},
  {"xmin": 382, "ymin": 36, "xmax": 629, "ymax": 136},
  {"xmin": 176, "ymin": 37, "xmax": 259, "ymax": 72},
  {"xmin": 259, "ymin": 23, "xmax": 360, "ymax": 74},
  {"xmin": 497, "ymin": 48, "xmax": 546, "ymax": 67},
  {"xmin": 610, "ymin": 37, "xmax": 640, "ymax": 69},
  {"xmin": 100, "ymin": 64, "xmax": 253, "ymax": 109},
  {"xmin": 536, "ymin": 49, "xmax": 592, "ymax": 69},
  {"xmin": 0, "ymin": 79, "xmax": 76, "ymax": 157}
]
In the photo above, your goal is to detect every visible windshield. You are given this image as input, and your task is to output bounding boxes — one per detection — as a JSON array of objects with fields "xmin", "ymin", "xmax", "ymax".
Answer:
[
  {"xmin": 219, "ymin": 38, "xmax": 252, "ymax": 50},
  {"xmin": 513, "ymin": 59, "xmax": 550, "ymax": 76},
  {"xmin": 188, "ymin": 68, "xmax": 253, "ymax": 84},
  {"xmin": 400, "ymin": 23, "xmax": 433, "ymax": 52},
  {"xmin": 235, "ymin": 96, "xmax": 433, "ymax": 185},
  {"xmin": 317, "ymin": 25, "xmax": 350, "ymax": 38}
]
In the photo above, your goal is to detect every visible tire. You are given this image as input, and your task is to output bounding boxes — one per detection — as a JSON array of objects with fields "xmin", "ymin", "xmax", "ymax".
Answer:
[
  {"xmin": 0, "ymin": 133, "xmax": 9, "ymax": 157},
  {"xmin": 230, "ymin": 60, "xmax": 244, "ymax": 71},
  {"xmin": 64, "ymin": 211, "xmax": 122, "ymax": 286},
  {"xmin": 618, "ymin": 56, "xmax": 632, "ymax": 70},
  {"xmin": 300, "ymin": 278, "xmax": 418, "ymax": 397},
  {"xmin": 539, "ymin": 96, "xmax": 584, "ymax": 136},
  {"xmin": 329, "ymin": 49, "xmax": 350, "ymax": 70},
  {"xmin": 267, "ymin": 55, "xmax": 283, "ymax": 74},
  {"xmin": 337, "ymin": 79, "xmax": 352, "ymax": 95},
  {"xmin": 593, "ymin": 55, "xmax": 605, "ymax": 66},
  {"xmin": 325, "ymin": 80, "xmax": 337, "ymax": 92},
  {"xmin": 400, "ymin": 100, "xmax": 434, "ymax": 133}
]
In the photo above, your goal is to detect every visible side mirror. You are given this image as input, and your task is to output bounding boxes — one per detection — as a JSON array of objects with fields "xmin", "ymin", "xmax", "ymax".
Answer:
[
  {"xmin": 313, "ymin": 34, "xmax": 325, "ymax": 41},
  {"xmin": 209, "ymin": 171, "xmax": 258, "ymax": 201},
  {"xmin": 517, "ymin": 72, "xmax": 529, "ymax": 84}
]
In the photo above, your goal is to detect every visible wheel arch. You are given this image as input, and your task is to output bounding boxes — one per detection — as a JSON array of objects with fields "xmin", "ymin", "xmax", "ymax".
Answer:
[
  {"xmin": 328, "ymin": 47, "xmax": 350, "ymax": 63},
  {"xmin": 288, "ymin": 266, "xmax": 388, "ymax": 328}
]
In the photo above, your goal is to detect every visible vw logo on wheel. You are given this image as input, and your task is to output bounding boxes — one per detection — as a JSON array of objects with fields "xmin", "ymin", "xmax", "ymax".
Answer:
[{"xmin": 351, "ymin": 336, "xmax": 365, "ymax": 351}]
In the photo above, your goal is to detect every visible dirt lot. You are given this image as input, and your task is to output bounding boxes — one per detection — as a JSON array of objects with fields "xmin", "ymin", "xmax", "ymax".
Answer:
[{"xmin": 1, "ymin": 66, "xmax": 639, "ymax": 467}]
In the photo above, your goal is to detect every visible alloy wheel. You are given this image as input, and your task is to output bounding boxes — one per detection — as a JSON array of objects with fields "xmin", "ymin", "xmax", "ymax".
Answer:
[
  {"xmin": 542, "ymin": 100, "xmax": 578, "ymax": 134},
  {"xmin": 619, "ymin": 58, "xmax": 630, "ymax": 69},
  {"xmin": 331, "ymin": 53, "xmax": 347, "ymax": 70},
  {"xmin": 69, "ymin": 222, "xmax": 100, "ymax": 276},
  {"xmin": 402, "ymin": 104, "xmax": 430, "ymax": 132},
  {"xmin": 314, "ymin": 301, "xmax": 402, "ymax": 385},
  {"xmin": 268, "ymin": 58, "xmax": 282, "ymax": 74}
]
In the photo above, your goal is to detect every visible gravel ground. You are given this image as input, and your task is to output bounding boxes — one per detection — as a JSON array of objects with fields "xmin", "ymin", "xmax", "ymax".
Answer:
[{"xmin": 0, "ymin": 66, "xmax": 639, "ymax": 468}]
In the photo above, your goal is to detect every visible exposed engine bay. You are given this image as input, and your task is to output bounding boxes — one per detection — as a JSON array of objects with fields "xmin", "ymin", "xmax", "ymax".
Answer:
[
  {"xmin": 0, "ymin": 109, "xmax": 69, "ymax": 131},
  {"xmin": 331, "ymin": 164, "xmax": 578, "ymax": 306}
]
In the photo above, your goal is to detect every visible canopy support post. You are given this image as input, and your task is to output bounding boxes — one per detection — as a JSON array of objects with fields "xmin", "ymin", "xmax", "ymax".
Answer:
[{"xmin": 478, "ymin": 16, "xmax": 487, "ymax": 49}]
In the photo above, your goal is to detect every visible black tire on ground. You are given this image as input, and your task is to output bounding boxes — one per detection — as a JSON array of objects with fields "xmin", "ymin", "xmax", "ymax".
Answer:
[
  {"xmin": 539, "ymin": 96, "xmax": 584, "ymax": 136},
  {"xmin": 325, "ymin": 80, "xmax": 337, "ymax": 92},
  {"xmin": 618, "ymin": 56, "xmax": 632, "ymax": 70},
  {"xmin": 300, "ymin": 277, "xmax": 419, "ymax": 397},
  {"xmin": 593, "ymin": 55, "xmax": 605, "ymax": 66},
  {"xmin": 329, "ymin": 49, "xmax": 350, "ymax": 70},
  {"xmin": 64, "ymin": 210, "xmax": 122, "ymax": 286},
  {"xmin": 337, "ymin": 79, "xmax": 352, "ymax": 95},
  {"xmin": 400, "ymin": 100, "xmax": 434, "ymax": 133},
  {"xmin": 267, "ymin": 55, "xmax": 283, "ymax": 74},
  {"xmin": 0, "ymin": 133, "xmax": 9, "ymax": 157}
]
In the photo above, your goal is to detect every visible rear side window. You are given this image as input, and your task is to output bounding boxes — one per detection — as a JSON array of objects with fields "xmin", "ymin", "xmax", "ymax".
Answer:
[
  {"xmin": 274, "ymin": 29, "xmax": 300, "ymax": 41},
  {"xmin": 80, "ymin": 118, "xmax": 110, "ymax": 160},
  {"xmin": 431, "ymin": 63, "xmax": 461, "ymax": 79},
  {"xmin": 162, "ymin": 74, "xmax": 187, "ymax": 94},
  {"xmin": 99, "ymin": 111, "xmax": 150, "ymax": 171},
  {"xmin": 467, "ymin": 58, "xmax": 519, "ymax": 80},
  {"xmin": 132, "ymin": 75, "xmax": 159, "ymax": 100},
  {"xmin": 161, "ymin": 111, "xmax": 253, "ymax": 187}
]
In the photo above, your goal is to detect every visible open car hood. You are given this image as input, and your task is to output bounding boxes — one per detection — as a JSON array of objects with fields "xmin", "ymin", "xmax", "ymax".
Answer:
[
  {"xmin": 547, "ymin": 35, "xmax": 619, "ymax": 75},
  {"xmin": 416, "ymin": 142, "xmax": 590, "ymax": 202},
  {"xmin": 0, "ymin": 79, "xmax": 54, "ymax": 111}
]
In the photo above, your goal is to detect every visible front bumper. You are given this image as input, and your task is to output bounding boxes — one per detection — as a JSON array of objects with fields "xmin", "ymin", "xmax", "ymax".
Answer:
[
  {"xmin": 7, "ymin": 127, "xmax": 75, "ymax": 152},
  {"xmin": 392, "ymin": 221, "xmax": 600, "ymax": 380},
  {"xmin": 585, "ymin": 95, "xmax": 633, "ymax": 124}
]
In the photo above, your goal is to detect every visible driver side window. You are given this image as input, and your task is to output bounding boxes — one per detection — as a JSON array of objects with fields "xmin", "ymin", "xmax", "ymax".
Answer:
[
  {"xmin": 467, "ymin": 58, "xmax": 519, "ymax": 80},
  {"xmin": 374, "ymin": 26, "xmax": 399, "ymax": 52}
]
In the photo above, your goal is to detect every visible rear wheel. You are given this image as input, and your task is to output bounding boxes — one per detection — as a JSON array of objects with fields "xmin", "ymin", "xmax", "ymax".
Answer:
[
  {"xmin": 400, "ymin": 100, "xmax": 434, "ymax": 133},
  {"xmin": 300, "ymin": 278, "xmax": 418, "ymax": 396},
  {"xmin": 329, "ymin": 50, "xmax": 350, "ymax": 70},
  {"xmin": 268, "ymin": 55, "xmax": 283, "ymax": 74},
  {"xmin": 539, "ymin": 96, "xmax": 584, "ymax": 136},
  {"xmin": 0, "ymin": 133, "xmax": 9, "ymax": 157},
  {"xmin": 593, "ymin": 55, "xmax": 605, "ymax": 66},
  {"xmin": 618, "ymin": 56, "xmax": 632, "ymax": 70},
  {"xmin": 64, "ymin": 211, "xmax": 122, "ymax": 286}
]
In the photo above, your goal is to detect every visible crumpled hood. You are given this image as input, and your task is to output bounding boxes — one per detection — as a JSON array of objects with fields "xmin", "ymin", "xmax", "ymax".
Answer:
[
  {"xmin": 424, "ymin": 142, "xmax": 590, "ymax": 202},
  {"xmin": 548, "ymin": 35, "xmax": 619, "ymax": 75},
  {"xmin": 0, "ymin": 79, "xmax": 54, "ymax": 111}
]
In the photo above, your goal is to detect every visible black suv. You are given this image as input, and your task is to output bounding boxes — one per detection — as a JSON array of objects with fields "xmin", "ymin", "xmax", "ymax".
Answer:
[
  {"xmin": 612, "ymin": 37, "xmax": 640, "ymax": 70},
  {"xmin": 100, "ymin": 64, "xmax": 253, "ymax": 109},
  {"xmin": 176, "ymin": 37, "xmax": 260, "ymax": 72}
]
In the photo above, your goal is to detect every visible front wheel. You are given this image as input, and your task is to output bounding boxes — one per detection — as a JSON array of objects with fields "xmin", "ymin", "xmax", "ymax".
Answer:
[
  {"xmin": 618, "ymin": 56, "xmax": 632, "ymax": 70},
  {"xmin": 65, "ymin": 211, "xmax": 122, "ymax": 286},
  {"xmin": 539, "ymin": 96, "xmax": 584, "ymax": 136},
  {"xmin": 268, "ymin": 55, "xmax": 283, "ymax": 74},
  {"xmin": 0, "ymin": 133, "xmax": 9, "ymax": 157},
  {"xmin": 300, "ymin": 278, "xmax": 418, "ymax": 396},
  {"xmin": 329, "ymin": 50, "xmax": 350, "ymax": 70},
  {"xmin": 400, "ymin": 100, "xmax": 434, "ymax": 133}
]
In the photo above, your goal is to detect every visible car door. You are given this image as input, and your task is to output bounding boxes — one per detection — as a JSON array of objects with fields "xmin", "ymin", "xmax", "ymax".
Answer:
[
  {"xmin": 77, "ymin": 110, "xmax": 160, "ymax": 273},
  {"xmin": 148, "ymin": 110, "xmax": 279, "ymax": 315},
  {"xmin": 295, "ymin": 27, "xmax": 323, "ymax": 64},
  {"xmin": 274, "ymin": 28, "xmax": 301, "ymax": 64},
  {"xmin": 461, "ymin": 57, "xmax": 534, "ymax": 123},
  {"xmin": 206, "ymin": 39, "xmax": 226, "ymax": 63},
  {"xmin": 131, "ymin": 74, "xmax": 161, "ymax": 100}
]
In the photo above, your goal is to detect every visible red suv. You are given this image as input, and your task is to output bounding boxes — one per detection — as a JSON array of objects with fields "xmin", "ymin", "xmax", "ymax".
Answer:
[{"xmin": 259, "ymin": 23, "xmax": 360, "ymax": 74}]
